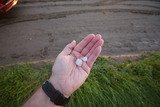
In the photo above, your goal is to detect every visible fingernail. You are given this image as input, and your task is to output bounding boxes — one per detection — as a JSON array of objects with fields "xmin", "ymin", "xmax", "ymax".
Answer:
[
  {"xmin": 72, "ymin": 40, "xmax": 76, "ymax": 43},
  {"xmin": 71, "ymin": 40, "xmax": 76, "ymax": 45},
  {"xmin": 96, "ymin": 34, "xmax": 102, "ymax": 37}
]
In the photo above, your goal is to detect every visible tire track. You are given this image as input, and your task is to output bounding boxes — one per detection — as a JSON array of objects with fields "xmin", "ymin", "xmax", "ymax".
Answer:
[
  {"xmin": 0, "ymin": 8, "xmax": 160, "ymax": 28},
  {"xmin": 92, "ymin": 0, "xmax": 127, "ymax": 6},
  {"xmin": 122, "ymin": 4, "xmax": 160, "ymax": 10},
  {"xmin": 19, "ymin": 0, "xmax": 160, "ymax": 5},
  {"xmin": 16, "ymin": 0, "xmax": 127, "ymax": 7},
  {"xmin": 19, "ymin": 0, "xmax": 81, "ymax": 4},
  {"xmin": 15, "ymin": 2, "xmax": 160, "ymax": 10},
  {"xmin": 17, "ymin": 0, "xmax": 160, "ymax": 6}
]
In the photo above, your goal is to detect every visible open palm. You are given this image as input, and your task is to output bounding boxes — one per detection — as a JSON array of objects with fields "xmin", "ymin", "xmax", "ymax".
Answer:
[{"xmin": 49, "ymin": 34, "xmax": 104, "ymax": 97}]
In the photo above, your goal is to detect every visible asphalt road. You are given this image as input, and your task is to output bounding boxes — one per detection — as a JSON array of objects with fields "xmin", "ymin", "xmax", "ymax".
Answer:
[{"xmin": 0, "ymin": 0, "xmax": 160, "ymax": 65}]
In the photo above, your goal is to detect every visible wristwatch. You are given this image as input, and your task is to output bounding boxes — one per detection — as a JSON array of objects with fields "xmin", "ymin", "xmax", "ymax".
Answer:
[{"xmin": 42, "ymin": 81, "xmax": 70, "ymax": 106}]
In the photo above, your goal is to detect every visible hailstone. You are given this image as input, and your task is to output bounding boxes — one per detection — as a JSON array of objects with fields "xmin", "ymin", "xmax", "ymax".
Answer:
[
  {"xmin": 75, "ymin": 58, "xmax": 83, "ymax": 66},
  {"xmin": 81, "ymin": 56, "xmax": 88, "ymax": 62}
]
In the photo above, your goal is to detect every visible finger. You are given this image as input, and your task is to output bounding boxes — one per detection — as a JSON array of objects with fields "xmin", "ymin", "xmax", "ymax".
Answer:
[
  {"xmin": 87, "ymin": 46, "xmax": 102, "ymax": 68},
  {"xmin": 61, "ymin": 40, "xmax": 76, "ymax": 55},
  {"xmin": 71, "ymin": 50, "xmax": 82, "ymax": 58},
  {"xmin": 74, "ymin": 34, "xmax": 95, "ymax": 52},
  {"xmin": 81, "ymin": 62, "xmax": 91, "ymax": 74},
  {"xmin": 86, "ymin": 39, "xmax": 104, "ymax": 58},
  {"xmin": 81, "ymin": 34, "xmax": 102, "ymax": 56}
]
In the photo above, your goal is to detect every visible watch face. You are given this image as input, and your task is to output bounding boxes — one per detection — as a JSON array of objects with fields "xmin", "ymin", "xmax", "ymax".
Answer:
[{"xmin": 0, "ymin": 0, "xmax": 18, "ymax": 12}]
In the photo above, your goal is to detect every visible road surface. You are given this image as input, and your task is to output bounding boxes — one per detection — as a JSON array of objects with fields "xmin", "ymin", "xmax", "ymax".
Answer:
[{"xmin": 0, "ymin": 0, "xmax": 160, "ymax": 65}]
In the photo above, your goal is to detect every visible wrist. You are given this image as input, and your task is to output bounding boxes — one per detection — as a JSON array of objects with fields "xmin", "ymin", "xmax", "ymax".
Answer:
[{"xmin": 49, "ymin": 77, "xmax": 70, "ymax": 98}]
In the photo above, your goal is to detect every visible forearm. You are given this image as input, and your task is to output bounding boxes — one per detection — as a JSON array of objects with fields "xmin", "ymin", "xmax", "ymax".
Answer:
[{"xmin": 23, "ymin": 87, "xmax": 61, "ymax": 107}]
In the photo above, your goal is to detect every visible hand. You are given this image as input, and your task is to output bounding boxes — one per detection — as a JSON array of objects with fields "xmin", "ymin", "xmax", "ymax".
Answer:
[{"xmin": 49, "ymin": 34, "xmax": 104, "ymax": 97}]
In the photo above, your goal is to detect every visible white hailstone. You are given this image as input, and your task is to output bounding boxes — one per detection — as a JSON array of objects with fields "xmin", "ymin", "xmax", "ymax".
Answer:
[
  {"xmin": 81, "ymin": 56, "xmax": 88, "ymax": 62},
  {"xmin": 75, "ymin": 58, "xmax": 83, "ymax": 66}
]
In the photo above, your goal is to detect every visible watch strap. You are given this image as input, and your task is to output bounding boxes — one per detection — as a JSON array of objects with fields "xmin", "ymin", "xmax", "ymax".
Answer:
[{"xmin": 42, "ymin": 81, "xmax": 70, "ymax": 106}]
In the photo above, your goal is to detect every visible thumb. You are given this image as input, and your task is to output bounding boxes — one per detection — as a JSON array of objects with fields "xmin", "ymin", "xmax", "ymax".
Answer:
[{"xmin": 61, "ymin": 40, "xmax": 76, "ymax": 55}]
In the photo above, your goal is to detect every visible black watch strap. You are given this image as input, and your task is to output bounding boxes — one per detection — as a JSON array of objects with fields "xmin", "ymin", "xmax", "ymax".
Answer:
[{"xmin": 42, "ymin": 81, "xmax": 70, "ymax": 106}]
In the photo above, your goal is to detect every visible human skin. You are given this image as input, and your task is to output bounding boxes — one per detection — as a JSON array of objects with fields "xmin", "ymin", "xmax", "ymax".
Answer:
[{"xmin": 23, "ymin": 34, "xmax": 104, "ymax": 107}]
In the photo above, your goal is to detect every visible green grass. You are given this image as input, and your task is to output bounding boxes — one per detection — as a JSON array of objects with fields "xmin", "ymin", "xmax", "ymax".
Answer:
[{"xmin": 0, "ymin": 52, "xmax": 160, "ymax": 107}]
